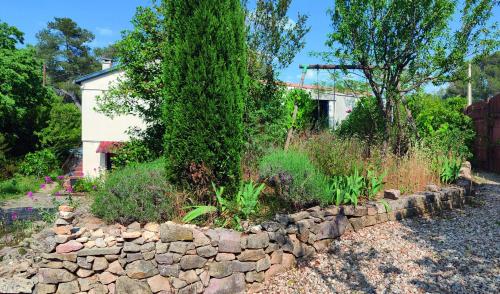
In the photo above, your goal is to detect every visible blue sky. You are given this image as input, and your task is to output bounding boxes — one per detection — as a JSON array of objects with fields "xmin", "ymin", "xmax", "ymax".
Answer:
[{"xmin": 2, "ymin": 0, "xmax": 498, "ymax": 88}]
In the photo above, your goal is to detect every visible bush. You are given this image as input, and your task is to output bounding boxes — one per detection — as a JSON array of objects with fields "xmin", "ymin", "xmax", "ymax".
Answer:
[
  {"xmin": 336, "ymin": 96, "xmax": 385, "ymax": 140},
  {"xmin": 259, "ymin": 149, "xmax": 330, "ymax": 207},
  {"xmin": 306, "ymin": 132, "xmax": 366, "ymax": 177},
  {"xmin": 73, "ymin": 177, "xmax": 101, "ymax": 193},
  {"xmin": 163, "ymin": 0, "xmax": 247, "ymax": 191},
  {"xmin": 0, "ymin": 175, "xmax": 40, "ymax": 199},
  {"xmin": 111, "ymin": 139, "xmax": 156, "ymax": 169},
  {"xmin": 91, "ymin": 159, "xmax": 184, "ymax": 224},
  {"xmin": 18, "ymin": 149, "xmax": 59, "ymax": 177}
]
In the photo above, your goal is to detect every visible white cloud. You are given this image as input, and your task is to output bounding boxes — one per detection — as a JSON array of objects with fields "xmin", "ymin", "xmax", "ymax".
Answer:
[{"xmin": 96, "ymin": 27, "xmax": 113, "ymax": 36}]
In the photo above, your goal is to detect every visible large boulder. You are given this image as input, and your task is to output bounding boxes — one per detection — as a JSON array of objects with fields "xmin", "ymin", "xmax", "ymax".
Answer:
[
  {"xmin": 0, "ymin": 277, "xmax": 34, "ymax": 293},
  {"xmin": 204, "ymin": 273, "xmax": 246, "ymax": 294},
  {"xmin": 38, "ymin": 268, "xmax": 76, "ymax": 284},
  {"xmin": 126, "ymin": 260, "xmax": 159, "ymax": 279},
  {"xmin": 160, "ymin": 222, "xmax": 193, "ymax": 242}
]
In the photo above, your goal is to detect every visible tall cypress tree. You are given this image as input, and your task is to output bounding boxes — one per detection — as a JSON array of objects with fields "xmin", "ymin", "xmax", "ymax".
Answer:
[{"xmin": 163, "ymin": 0, "xmax": 247, "ymax": 191}]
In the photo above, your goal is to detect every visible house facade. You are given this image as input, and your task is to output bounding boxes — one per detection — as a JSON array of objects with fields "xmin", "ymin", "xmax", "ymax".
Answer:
[
  {"xmin": 75, "ymin": 61, "xmax": 145, "ymax": 177},
  {"xmin": 75, "ymin": 62, "xmax": 358, "ymax": 177}
]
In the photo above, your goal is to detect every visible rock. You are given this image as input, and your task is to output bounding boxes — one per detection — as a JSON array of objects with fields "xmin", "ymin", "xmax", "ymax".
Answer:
[
  {"xmin": 54, "ymin": 226, "xmax": 72, "ymax": 235},
  {"xmin": 144, "ymin": 222, "xmax": 160, "ymax": 232},
  {"xmin": 42, "ymin": 253, "xmax": 77, "ymax": 262},
  {"xmin": 55, "ymin": 280, "xmax": 79, "ymax": 293},
  {"xmin": 141, "ymin": 242, "xmax": 155, "ymax": 252},
  {"xmin": 266, "ymin": 242, "xmax": 279, "ymax": 253},
  {"xmin": 281, "ymin": 253, "xmax": 296, "ymax": 269},
  {"xmin": 59, "ymin": 211, "xmax": 74, "ymax": 220},
  {"xmin": 313, "ymin": 239, "xmax": 332, "ymax": 252},
  {"xmin": 91, "ymin": 229, "xmax": 104, "ymax": 239},
  {"xmin": 88, "ymin": 284, "xmax": 108, "ymax": 294},
  {"xmin": 115, "ymin": 276, "xmax": 152, "ymax": 294},
  {"xmin": 289, "ymin": 211, "xmax": 309, "ymax": 223},
  {"xmin": 93, "ymin": 257, "xmax": 109, "ymax": 271},
  {"xmin": 78, "ymin": 276, "xmax": 99, "ymax": 291},
  {"xmin": 54, "ymin": 234, "xmax": 70, "ymax": 244},
  {"xmin": 169, "ymin": 241, "xmax": 193, "ymax": 254},
  {"xmin": 85, "ymin": 240, "xmax": 96, "ymax": 248},
  {"xmin": 192, "ymin": 229, "xmax": 211, "ymax": 247},
  {"xmin": 237, "ymin": 249, "xmax": 266, "ymax": 261},
  {"xmin": 147, "ymin": 274, "xmax": 171, "ymax": 292},
  {"xmin": 270, "ymin": 249, "xmax": 283, "ymax": 264},
  {"xmin": 38, "ymin": 268, "xmax": 76, "ymax": 284},
  {"xmin": 55, "ymin": 218, "xmax": 70, "ymax": 226},
  {"xmin": 160, "ymin": 222, "xmax": 193, "ymax": 242},
  {"xmin": 77, "ymin": 247, "xmax": 122, "ymax": 256},
  {"xmin": 155, "ymin": 242, "xmax": 169, "ymax": 254},
  {"xmin": 63, "ymin": 261, "xmax": 79, "ymax": 272},
  {"xmin": 218, "ymin": 230, "xmax": 241, "ymax": 253},
  {"xmin": 215, "ymin": 253, "xmax": 235, "ymax": 261},
  {"xmin": 0, "ymin": 277, "xmax": 34, "ymax": 293},
  {"xmin": 56, "ymin": 240, "xmax": 83, "ymax": 253},
  {"xmin": 248, "ymin": 282, "xmax": 266, "ymax": 294},
  {"xmin": 255, "ymin": 255, "xmax": 271, "ymax": 272},
  {"xmin": 261, "ymin": 221, "xmax": 281, "ymax": 232},
  {"xmin": 108, "ymin": 260, "xmax": 125, "ymax": 275},
  {"xmin": 204, "ymin": 272, "xmax": 246, "ymax": 294},
  {"xmin": 231, "ymin": 261, "xmax": 256, "ymax": 272},
  {"xmin": 77, "ymin": 257, "xmax": 92, "ymax": 269},
  {"xmin": 208, "ymin": 261, "xmax": 233, "ymax": 278},
  {"xmin": 76, "ymin": 269, "xmax": 94, "ymax": 278},
  {"xmin": 171, "ymin": 278, "xmax": 187, "ymax": 289},
  {"xmin": 99, "ymin": 272, "xmax": 118, "ymax": 284},
  {"xmin": 127, "ymin": 253, "xmax": 144, "ymax": 263},
  {"xmin": 95, "ymin": 238, "xmax": 107, "ymax": 248},
  {"xmin": 196, "ymin": 245, "xmax": 217, "ymax": 258},
  {"xmin": 246, "ymin": 232, "xmax": 269, "ymax": 249},
  {"xmin": 324, "ymin": 206, "xmax": 339, "ymax": 216},
  {"xmin": 246, "ymin": 271, "xmax": 265, "ymax": 283},
  {"xmin": 179, "ymin": 269, "xmax": 199, "ymax": 284},
  {"xmin": 59, "ymin": 205, "xmax": 74, "ymax": 212},
  {"xmin": 34, "ymin": 283, "xmax": 56, "ymax": 294},
  {"xmin": 41, "ymin": 261, "xmax": 63, "ymax": 269},
  {"xmin": 155, "ymin": 253, "xmax": 181, "ymax": 265},
  {"xmin": 123, "ymin": 242, "xmax": 141, "ymax": 252},
  {"xmin": 122, "ymin": 231, "xmax": 142, "ymax": 240},
  {"xmin": 264, "ymin": 264, "xmax": 285, "ymax": 280},
  {"xmin": 142, "ymin": 231, "xmax": 156, "ymax": 241},
  {"xmin": 315, "ymin": 215, "xmax": 349, "ymax": 240},
  {"xmin": 126, "ymin": 260, "xmax": 159, "ymax": 279},
  {"xmin": 180, "ymin": 255, "xmax": 207, "ymax": 270},
  {"xmin": 200, "ymin": 270, "xmax": 210, "ymax": 287},
  {"xmin": 384, "ymin": 189, "xmax": 400, "ymax": 200},
  {"xmin": 159, "ymin": 264, "xmax": 180, "ymax": 277},
  {"xmin": 128, "ymin": 222, "xmax": 141, "ymax": 231}
]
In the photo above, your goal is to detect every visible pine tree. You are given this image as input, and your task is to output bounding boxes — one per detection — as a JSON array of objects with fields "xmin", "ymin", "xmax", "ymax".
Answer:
[{"xmin": 163, "ymin": 0, "xmax": 247, "ymax": 191}]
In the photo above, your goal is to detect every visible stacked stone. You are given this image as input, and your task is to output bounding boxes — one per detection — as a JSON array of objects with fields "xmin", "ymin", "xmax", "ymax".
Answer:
[
  {"xmin": 2, "ymin": 184, "xmax": 471, "ymax": 293},
  {"xmin": 347, "ymin": 185, "xmax": 467, "ymax": 231}
]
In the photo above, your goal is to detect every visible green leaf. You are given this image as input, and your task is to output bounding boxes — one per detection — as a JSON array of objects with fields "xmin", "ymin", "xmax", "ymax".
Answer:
[{"xmin": 182, "ymin": 206, "xmax": 217, "ymax": 223}]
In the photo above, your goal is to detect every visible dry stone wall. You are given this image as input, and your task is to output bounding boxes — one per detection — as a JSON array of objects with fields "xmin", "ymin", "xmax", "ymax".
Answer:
[{"xmin": 1, "ymin": 184, "xmax": 473, "ymax": 294}]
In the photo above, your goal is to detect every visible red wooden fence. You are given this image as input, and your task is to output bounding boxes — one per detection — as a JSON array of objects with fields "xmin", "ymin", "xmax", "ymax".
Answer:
[{"xmin": 465, "ymin": 93, "xmax": 500, "ymax": 172}]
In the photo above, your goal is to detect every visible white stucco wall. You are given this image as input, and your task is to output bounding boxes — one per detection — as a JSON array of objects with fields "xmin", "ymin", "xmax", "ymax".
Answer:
[{"xmin": 80, "ymin": 70, "xmax": 146, "ymax": 177}]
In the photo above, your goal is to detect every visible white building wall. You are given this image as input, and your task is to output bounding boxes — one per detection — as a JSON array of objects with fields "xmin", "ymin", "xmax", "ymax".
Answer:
[{"xmin": 80, "ymin": 70, "xmax": 146, "ymax": 177}]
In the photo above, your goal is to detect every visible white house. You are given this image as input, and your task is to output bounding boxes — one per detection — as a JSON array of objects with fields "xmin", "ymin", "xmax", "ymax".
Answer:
[
  {"xmin": 75, "ymin": 61, "xmax": 359, "ymax": 177},
  {"xmin": 75, "ymin": 60, "xmax": 146, "ymax": 177}
]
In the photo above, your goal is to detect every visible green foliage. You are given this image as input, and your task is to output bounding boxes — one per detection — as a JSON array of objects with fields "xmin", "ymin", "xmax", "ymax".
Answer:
[
  {"xmin": 0, "ymin": 176, "xmax": 39, "ymax": 200},
  {"xmin": 283, "ymin": 89, "xmax": 315, "ymax": 130},
  {"xmin": 91, "ymin": 159, "xmax": 180, "ymax": 224},
  {"xmin": 163, "ymin": 0, "xmax": 247, "ymax": 191},
  {"xmin": 73, "ymin": 177, "xmax": 100, "ymax": 193},
  {"xmin": 259, "ymin": 149, "xmax": 330, "ymax": 207},
  {"xmin": 438, "ymin": 155, "xmax": 462, "ymax": 184},
  {"xmin": 0, "ymin": 21, "xmax": 57, "ymax": 157},
  {"xmin": 111, "ymin": 139, "xmax": 156, "ymax": 169},
  {"xmin": 326, "ymin": 0, "xmax": 497, "ymax": 147},
  {"xmin": 336, "ymin": 96, "xmax": 384, "ymax": 140},
  {"xmin": 37, "ymin": 100, "xmax": 81, "ymax": 160},
  {"xmin": 183, "ymin": 181, "xmax": 264, "ymax": 228},
  {"xmin": 445, "ymin": 51, "xmax": 500, "ymax": 101},
  {"xmin": 366, "ymin": 170, "xmax": 386, "ymax": 200},
  {"xmin": 306, "ymin": 133, "xmax": 366, "ymax": 177},
  {"xmin": 408, "ymin": 94, "xmax": 475, "ymax": 158},
  {"xmin": 18, "ymin": 149, "xmax": 58, "ymax": 178},
  {"xmin": 36, "ymin": 17, "xmax": 99, "ymax": 92}
]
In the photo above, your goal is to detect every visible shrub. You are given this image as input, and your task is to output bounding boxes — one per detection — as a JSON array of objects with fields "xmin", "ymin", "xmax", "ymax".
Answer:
[
  {"xmin": 111, "ymin": 139, "xmax": 156, "ymax": 169},
  {"xmin": 336, "ymin": 96, "xmax": 385, "ymax": 140},
  {"xmin": 73, "ymin": 177, "xmax": 101, "ymax": 193},
  {"xmin": 18, "ymin": 149, "xmax": 59, "ymax": 177},
  {"xmin": 0, "ymin": 175, "xmax": 40, "ymax": 199},
  {"xmin": 306, "ymin": 132, "xmax": 366, "ymax": 177},
  {"xmin": 91, "ymin": 159, "xmax": 184, "ymax": 224},
  {"xmin": 259, "ymin": 149, "xmax": 330, "ymax": 207},
  {"xmin": 163, "ymin": 0, "xmax": 247, "ymax": 191}
]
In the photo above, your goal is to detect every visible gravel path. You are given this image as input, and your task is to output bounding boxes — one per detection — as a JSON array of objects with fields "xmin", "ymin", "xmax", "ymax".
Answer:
[{"xmin": 265, "ymin": 173, "xmax": 500, "ymax": 294}]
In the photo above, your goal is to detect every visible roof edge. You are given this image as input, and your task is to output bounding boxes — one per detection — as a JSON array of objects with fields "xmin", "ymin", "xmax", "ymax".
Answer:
[{"xmin": 74, "ymin": 65, "xmax": 121, "ymax": 85}]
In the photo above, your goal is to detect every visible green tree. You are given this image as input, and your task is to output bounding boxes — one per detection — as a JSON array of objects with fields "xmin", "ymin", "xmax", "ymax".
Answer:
[
  {"xmin": 163, "ymin": 0, "xmax": 247, "ymax": 191},
  {"xmin": 0, "ymin": 21, "xmax": 56, "ymax": 157},
  {"xmin": 326, "ymin": 0, "xmax": 497, "ymax": 150},
  {"xmin": 37, "ymin": 99, "xmax": 81, "ymax": 160},
  {"xmin": 445, "ymin": 51, "xmax": 500, "ymax": 101},
  {"xmin": 36, "ymin": 17, "xmax": 99, "ymax": 93}
]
